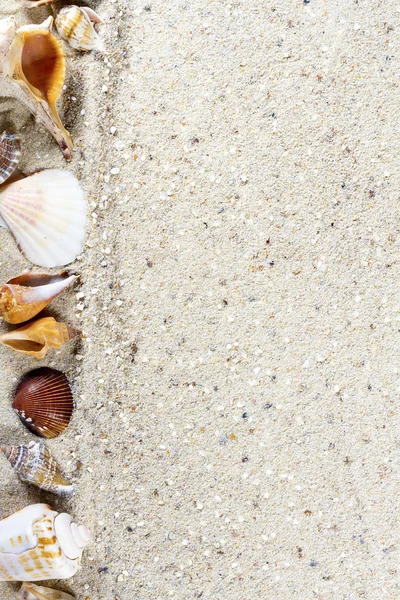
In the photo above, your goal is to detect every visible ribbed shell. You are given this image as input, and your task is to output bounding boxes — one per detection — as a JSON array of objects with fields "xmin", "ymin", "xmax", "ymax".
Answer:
[
  {"xmin": 0, "ymin": 316, "xmax": 77, "ymax": 358},
  {"xmin": 0, "ymin": 272, "xmax": 77, "ymax": 324},
  {"xmin": 0, "ymin": 442, "xmax": 73, "ymax": 495},
  {"xmin": 55, "ymin": 6, "xmax": 104, "ymax": 52},
  {"xmin": 0, "ymin": 169, "xmax": 86, "ymax": 267},
  {"xmin": 19, "ymin": 583, "xmax": 75, "ymax": 600},
  {"xmin": 0, "ymin": 130, "xmax": 21, "ymax": 185},
  {"xmin": 12, "ymin": 367, "xmax": 73, "ymax": 438}
]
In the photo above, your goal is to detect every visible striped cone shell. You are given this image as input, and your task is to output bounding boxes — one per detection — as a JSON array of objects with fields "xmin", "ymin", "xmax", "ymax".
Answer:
[
  {"xmin": 12, "ymin": 368, "xmax": 73, "ymax": 438},
  {"xmin": 0, "ymin": 131, "xmax": 21, "ymax": 185},
  {"xmin": 0, "ymin": 442, "xmax": 73, "ymax": 496}
]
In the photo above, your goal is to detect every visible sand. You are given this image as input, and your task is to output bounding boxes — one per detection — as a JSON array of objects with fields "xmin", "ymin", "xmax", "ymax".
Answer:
[{"xmin": 0, "ymin": 0, "xmax": 399, "ymax": 598}]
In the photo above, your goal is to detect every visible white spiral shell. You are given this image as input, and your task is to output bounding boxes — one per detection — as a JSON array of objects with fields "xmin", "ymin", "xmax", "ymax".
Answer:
[{"xmin": 0, "ymin": 504, "xmax": 90, "ymax": 581}]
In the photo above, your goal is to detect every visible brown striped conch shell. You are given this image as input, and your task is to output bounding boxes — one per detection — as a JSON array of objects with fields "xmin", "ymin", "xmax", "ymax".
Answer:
[
  {"xmin": 0, "ymin": 504, "xmax": 90, "ymax": 581},
  {"xmin": 56, "ymin": 6, "xmax": 104, "ymax": 52},
  {"xmin": 0, "ymin": 16, "xmax": 73, "ymax": 160},
  {"xmin": 0, "ymin": 272, "xmax": 77, "ymax": 324},
  {"xmin": 0, "ymin": 441, "xmax": 73, "ymax": 496},
  {"xmin": 12, "ymin": 367, "xmax": 73, "ymax": 438},
  {"xmin": 0, "ymin": 130, "xmax": 21, "ymax": 185},
  {"xmin": 19, "ymin": 582, "xmax": 75, "ymax": 600},
  {"xmin": 0, "ymin": 316, "xmax": 78, "ymax": 358},
  {"xmin": 0, "ymin": 169, "xmax": 86, "ymax": 267}
]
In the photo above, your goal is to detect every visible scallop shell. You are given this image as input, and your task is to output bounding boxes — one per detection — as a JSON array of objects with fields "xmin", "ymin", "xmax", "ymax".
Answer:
[
  {"xmin": 0, "ymin": 316, "xmax": 78, "ymax": 358},
  {"xmin": 0, "ymin": 169, "xmax": 86, "ymax": 268},
  {"xmin": 0, "ymin": 272, "xmax": 77, "ymax": 324},
  {"xmin": 0, "ymin": 17, "xmax": 72, "ymax": 160},
  {"xmin": 56, "ymin": 6, "xmax": 104, "ymax": 52},
  {"xmin": 12, "ymin": 367, "xmax": 73, "ymax": 438},
  {"xmin": 19, "ymin": 583, "xmax": 75, "ymax": 600},
  {"xmin": 0, "ymin": 442, "xmax": 73, "ymax": 496},
  {"xmin": 0, "ymin": 130, "xmax": 21, "ymax": 185},
  {"xmin": 0, "ymin": 504, "xmax": 90, "ymax": 581}
]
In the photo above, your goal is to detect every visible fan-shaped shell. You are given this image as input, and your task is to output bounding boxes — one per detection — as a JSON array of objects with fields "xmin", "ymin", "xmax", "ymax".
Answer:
[
  {"xmin": 19, "ymin": 582, "xmax": 75, "ymax": 600},
  {"xmin": 12, "ymin": 367, "xmax": 73, "ymax": 438},
  {"xmin": 0, "ymin": 17, "xmax": 72, "ymax": 160},
  {"xmin": 0, "ymin": 316, "xmax": 78, "ymax": 358},
  {"xmin": 0, "ymin": 442, "xmax": 73, "ymax": 495},
  {"xmin": 0, "ymin": 169, "xmax": 86, "ymax": 267},
  {"xmin": 0, "ymin": 504, "xmax": 90, "ymax": 581},
  {"xmin": 0, "ymin": 272, "xmax": 77, "ymax": 324},
  {"xmin": 0, "ymin": 130, "xmax": 21, "ymax": 185},
  {"xmin": 55, "ymin": 6, "xmax": 104, "ymax": 52}
]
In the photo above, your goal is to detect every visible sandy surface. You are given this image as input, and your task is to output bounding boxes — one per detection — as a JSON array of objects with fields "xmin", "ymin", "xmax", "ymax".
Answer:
[{"xmin": 0, "ymin": 0, "xmax": 399, "ymax": 598}]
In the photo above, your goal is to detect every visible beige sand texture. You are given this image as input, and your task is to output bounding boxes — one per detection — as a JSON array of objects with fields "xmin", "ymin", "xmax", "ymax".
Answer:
[{"xmin": 0, "ymin": 0, "xmax": 399, "ymax": 598}]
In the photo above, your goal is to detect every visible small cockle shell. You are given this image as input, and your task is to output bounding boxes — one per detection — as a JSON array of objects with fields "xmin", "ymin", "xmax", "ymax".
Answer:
[
  {"xmin": 0, "ymin": 16, "xmax": 73, "ymax": 160},
  {"xmin": 0, "ymin": 441, "xmax": 73, "ymax": 496},
  {"xmin": 12, "ymin": 367, "xmax": 74, "ymax": 438},
  {"xmin": 0, "ymin": 169, "xmax": 86, "ymax": 267},
  {"xmin": 0, "ymin": 130, "xmax": 21, "ymax": 185},
  {"xmin": 0, "ymin": 504, "xmax": 90, "ymax": 581},
  {"xmin": 0, "ymin": 272, "xmax": 77, "ymax": 324},
  {"xmin": 19, "ymin": 582, "xmax": 75, "ymax": 600},
  {"xmin": 0, "ymin": 316, "xmax": 78, "ymax": 358},
  {"xmin": 56, "ymin": 6, "xmax": 104, "ymax": 52}
]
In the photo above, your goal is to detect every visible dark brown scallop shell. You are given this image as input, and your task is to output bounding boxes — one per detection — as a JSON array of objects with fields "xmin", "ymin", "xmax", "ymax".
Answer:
[{"xmin": 12, "ymin": 367, "xmax": 73, "ymax": 438}]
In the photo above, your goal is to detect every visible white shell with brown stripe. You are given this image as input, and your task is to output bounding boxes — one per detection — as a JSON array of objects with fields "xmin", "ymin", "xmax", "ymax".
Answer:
[{"xmin": 0, "ymin": 504, "xmax": 90, "ymax": 581}]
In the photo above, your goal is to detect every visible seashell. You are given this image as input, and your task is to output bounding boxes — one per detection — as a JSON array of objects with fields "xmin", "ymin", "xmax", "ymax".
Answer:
[
  {"xmin": 0, "ymin": 441, "xmax": 73, "ymax": 496},
  {"xmin": 19, "ymin": 583, "xmax": 75, "ymax": 600},
  {"xmin": 0, "ymin": 17, "xmax": 73, "ymax": 160},
  {"xmin": 0, "ymin": 503, "xmax": 90, "ymax": 581},
  {"xmin": 24, "ymin": 0, "xmax": 58, "ymax": 6},
  {"xmin": 0, "ymin": 169, "xmax": 86, "ymax": 267},
  {"xmin": 0, "ymin": 271, "xmax": 77, "ymax": 324},
  {"xmin": 0, "ymin": 130, "xmax": 21, "ymax": 185},
  {"xmin": 12, "ymin": 367, "xmax": 73, "ymax": 438},
  {"xmin": 0, "ymin": 316, "xmax": 78, "ymax": 358},
  {"xmin": 56, "ymin": 6, "xmax": 104, "ymax": 52}
]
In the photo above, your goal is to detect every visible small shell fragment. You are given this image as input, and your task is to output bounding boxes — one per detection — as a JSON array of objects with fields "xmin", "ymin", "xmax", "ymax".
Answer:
[
  {"xmin": 0, "ymin": 442, "xmax": 73, "ymax": 496},
  {"xmin": 0, "ymin": 169, "xmax": 86, "ymax": 268},
  {"xmin": 0, "ymin": 130, "xmax": 21, "ymax": 185},
  {"xmin": 0, "ymin": 316, "xmax": 78, "ymax": 359},
  {"xmin": 55, "ymin": 6, "xmax": 104, "ymax": 52},
  {"xmin": 24, "ymin": 0, "xmax": 59, "ymax": 6},
  {"xmin": 19, "ymin": 582, "xmax": 75, "ymax": 600},
  {"xmin": 12, "ymin": 367, "xmax": 74, "ymax": 438},
  {"xmin": 0, "ymin": 272, "xmax": 77, "ymax": 324}
]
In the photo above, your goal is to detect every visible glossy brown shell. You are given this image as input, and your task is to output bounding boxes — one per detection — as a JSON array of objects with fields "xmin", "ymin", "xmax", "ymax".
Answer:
[{"xmin": 12, "ymin": 367, "xmax": 73, "ymax": 438}]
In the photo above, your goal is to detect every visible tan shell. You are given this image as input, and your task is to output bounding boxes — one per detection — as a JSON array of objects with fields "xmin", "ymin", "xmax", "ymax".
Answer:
[
  {"xmin": 0, "ymin": 272, "xmax": 77, "ymax": 324},
  {"xmin": 0, "ymin": 504, "xmax": 90, "ymax": 581},
  {"xmin": 0, "ymin": 316, "xmax": 77, "ymax": 358},
  {"xmin": 0, "ymin": 442, "xmax": 73, "ymax": 496},
  {"xmin": 19, "ymin": 582, "xmax": 75, "ymax": 600},
  {"xmin": 0, "ymin": 130, "xmax": 21, "ymax": 185},
  {"xmin": 0, "ymin": 17, "xmax": 73, "ymax": 160},
  {"xmin": 56, "ymin": 6, "xmax": 104, "ymax": 52}
]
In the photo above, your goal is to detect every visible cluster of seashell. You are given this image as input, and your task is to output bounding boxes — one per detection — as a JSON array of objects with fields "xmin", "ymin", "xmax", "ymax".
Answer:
[{"xmin": 0, "ymin": 0, "xmax": 103, "ymax": 595}]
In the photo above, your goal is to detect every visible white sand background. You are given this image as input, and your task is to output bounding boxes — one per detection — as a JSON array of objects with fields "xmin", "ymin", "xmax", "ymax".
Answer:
[{"xmin": 0, "ymin": 0, "xmax": 399, "ymax": 598}]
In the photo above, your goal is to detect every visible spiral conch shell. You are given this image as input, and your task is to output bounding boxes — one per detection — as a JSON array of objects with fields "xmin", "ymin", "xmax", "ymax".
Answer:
[
  {"xmin": 19, "ymin": 582, "xmax": 75, "ymax": 600},
  {"xmin": 0, "ymin": 442, "xmax": 73, "ymax": 496},
  {"xmin": 0, "ymin": 316, "xmax": 78, "ymax": 358},
  {"xmin": 0, "ymin": 272, "xmax": 77, "ymax": 324},
  {"xmin": 0, "ymin": 130, "xmax": 21, "ymax": 186},
  {"xmin": 56, "ymin": 6, "xmax": 104, "ymax": 52},
  {"xmin": 0, "ymin": 16, "xmax": 73, "ymax": 160},
  {"xmin": 0, "ymin": 504, "xmax": 90, "ymax": 581}
]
